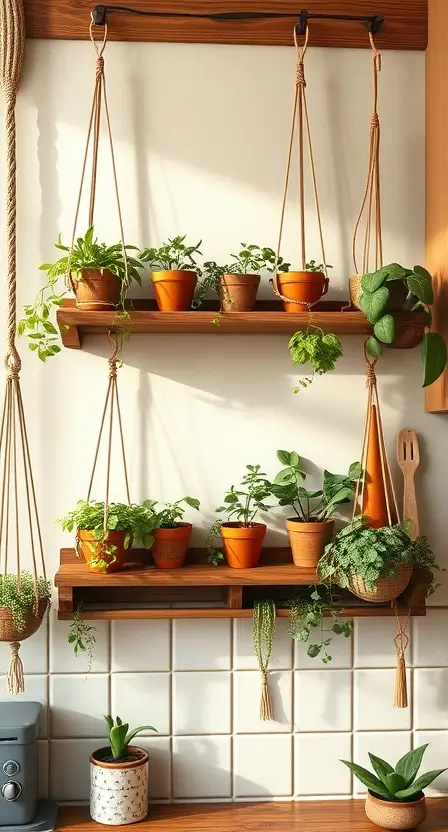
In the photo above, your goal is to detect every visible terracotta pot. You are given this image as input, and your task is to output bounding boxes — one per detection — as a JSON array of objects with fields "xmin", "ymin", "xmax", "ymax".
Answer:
[
  {"xmin": 72, "ymin": 268, "xmax": 122, "ymax": 311},
  {"xmin": 151, "ymin": 270, "xmax": 197, "ymax": 311},
  {"xmin": 90, "ymin": 745, "xmax": 149, "ymax": 825},
  {"xmin": 219, "ymin": 273, "xmax": 260, "ymax": 312},
  {"xmin": 286, "ymin": 518, "xmax": 334, "ymax": 568},
  {"xmin": 349, "ymin": 274, "xmax": 409, "ymax": 311},
  {"xmin": 277, "ymin": 271, "xmax": 328, "ymax": 312},
  {"xmin": 152, "ymin": 523, "xmax": 192, "ymax": 569},
  {"xmin": 221, "ymin": 522, "xmax": 266, "ymax": 569},
  {"xmin": 362, "ymin": 404, "xmax": 389, "ymax": 529},
  {"xmin": 0, "ymin": 600, "xmax": 48, "ymax": 642},
  {"xmin": 77, "ymin": 529, "xmax": 132, "ymax": 574},
  {"xmin": 365, "ymin": 791, "xmax": 427, "ymax": 830}
]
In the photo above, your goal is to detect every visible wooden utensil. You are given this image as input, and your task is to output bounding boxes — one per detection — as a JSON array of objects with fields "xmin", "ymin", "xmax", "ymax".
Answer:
[{"xmin": 396, "ymin": 428, "xmax": 420, "ymax": 539}]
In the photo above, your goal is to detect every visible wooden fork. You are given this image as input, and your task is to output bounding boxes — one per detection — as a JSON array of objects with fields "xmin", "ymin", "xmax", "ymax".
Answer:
[{"xmin": 396, "ymin": 428, "xmax": 420, "ymax": 540}]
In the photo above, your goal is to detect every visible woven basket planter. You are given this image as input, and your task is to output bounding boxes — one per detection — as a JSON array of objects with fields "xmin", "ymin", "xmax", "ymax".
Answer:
[
  {"xmin": 0, "ymin": 600, "xmax": 48, "ymax": 642},
  {"xmin": 349, "ymin": 275, "xmax": 409, "ymax": 311},
  {"xmin": 349, "ymin": 564, "xmax": 413, "ymax": 603}
]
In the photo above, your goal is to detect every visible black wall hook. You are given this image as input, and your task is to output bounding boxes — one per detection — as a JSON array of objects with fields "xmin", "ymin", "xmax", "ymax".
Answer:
[{"xmin": 297, "ymin": 10, "xmax": 384, "ymax": 36}]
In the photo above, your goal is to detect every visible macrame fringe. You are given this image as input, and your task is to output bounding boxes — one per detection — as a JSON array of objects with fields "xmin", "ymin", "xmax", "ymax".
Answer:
[
  {"xmin": 6, "ymin": 640, "xmax": 24, "ymax": 695},
  {"xmin": 260, "ymin": 670, "xmax": 274, "ymax": 722},
  {"xmin": 394, "ymin": 649, "xmax": 408, "ymax": 709}
]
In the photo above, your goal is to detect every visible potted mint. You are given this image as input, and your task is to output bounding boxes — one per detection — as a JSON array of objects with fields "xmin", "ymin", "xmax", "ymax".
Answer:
[
  {"xmin": 144, "ymin": 496, "xmax": 200, "ymax": 569},
  {"xmin": 139, "ymin": 235, "xmax": 202, "ymax": 311}
]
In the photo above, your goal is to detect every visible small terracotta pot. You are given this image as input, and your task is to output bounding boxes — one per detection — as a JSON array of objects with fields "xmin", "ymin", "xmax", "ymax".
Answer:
[
  {"xmin": 349, "ymin": 274, "xmax": 409, "ymax": 311},
  {"xmin": 77, "ymin": 529, "xmax": 131, "ymax": 574},
  {"xmin": 221, "ymin": 522, "xmax": 266, "ymax": 569},
  {"xmin": 286, "ymin": 518, "xmax": 334, "ymax": 568},
  {"xmin": 277, "ymin": 271, "xmax": 328, "ymax": 312},
  {"xmin": 152, "ymin": 523, "xmax": 192, "ymax": 569},
  {"xmin": 90, "ymin": 745, "xmax": 149, "ymax": 825},
  {"xmin": 151, "ymin": 270, "xmax": 197, "ymax": 311},
  {"xmin": 72, "ymin": 268, "xmax": 122, "ymax": 311},
  {"xmin": 219, "ymin": 273, "xmax": 260, "ymax": 312},
  {"xmin": 365, "ymin": 791, "xmax": 427, "ymax": 830}
]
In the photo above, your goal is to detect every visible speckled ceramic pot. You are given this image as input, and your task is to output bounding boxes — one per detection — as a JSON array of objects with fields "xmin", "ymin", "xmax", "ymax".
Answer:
[
  {"xmin": 90, "ymin": 746, "xmax": 149, "ymax": 825},
  {"xmin": 365, "ymin": 791, "xmax": 427, "ymax": 830}
]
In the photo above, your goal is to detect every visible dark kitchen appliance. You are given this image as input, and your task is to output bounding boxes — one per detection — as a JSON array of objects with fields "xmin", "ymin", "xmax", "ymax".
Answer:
[{"xmin": 0, "ymin": 702, "xmax": 57, "ymax": 832}]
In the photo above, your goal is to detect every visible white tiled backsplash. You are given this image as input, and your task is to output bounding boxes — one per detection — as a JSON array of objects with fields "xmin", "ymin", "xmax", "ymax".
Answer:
[{"xmin": 1, "ymin": 610, "xmax": 448, "ymax": 802}]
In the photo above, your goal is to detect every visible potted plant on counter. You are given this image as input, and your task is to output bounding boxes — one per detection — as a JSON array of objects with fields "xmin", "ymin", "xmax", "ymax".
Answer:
[
  {"xmin": 341, "ymin": 744, "xmax": 446, "ymax": 830},
  {"xmin": 59, "ymin": 500, "xmax": 158, "ymax": 574},
  {"xmin": 144, "ymin": 496, "xmax": 200, "ymax": 569},
  {"xmin": 277, "ymin": 259, "xmax": 332, "ymax": 312},
  {"xmin": 139, "ymin": 235, "xmax": 202, "ymax": 311},
  {"xmin": 90, "ymin": 715, "xmax": 157, "ymax": 825},
  {"xmin": 207, "ymin": 465, "xmax": 272, "ymax": 569},
  {"xmin": 19, "ymin": 227, "xmax": 143, "ymax": 360},
  {"xmin": 269, "ymin": 450, "xmax": 360, "ymax": 567}
]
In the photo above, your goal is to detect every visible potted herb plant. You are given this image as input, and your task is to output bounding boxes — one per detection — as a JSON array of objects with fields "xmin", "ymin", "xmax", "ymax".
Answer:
[
  {"xmin": 0, "ymin": 572, "xmax": 51, "ymax": 643},
  {"xmin": 354, "ymin": 262, "xmax": 447, "ymax": 386},
  {"xmin": 195, "ymin": 245, "xmax": 290, "ymax": 312},
  {"xmin": 341, "ymin": 744, "xmax": 446, "ymax": 830},
  {"xmin": 19, "ymin": 227, "xmax": 143, "ymax": 360},
  {"xmin": 207, "ymin": 465, "xmax": 272, "ymax": 569},
  {"xmin": 139, "ymin": 235, "xmax": 202, "ymax": 311},
  {"xmin": 143, "ymin": 496, "xmax": 200, "ymax": 569},
  {"xmin": 277, "ymin": 260, "xmax": 332, "ymax": 312},
  {"xmin": 59, "ymin": 500, "xmax": 158, "ymax": 574},
  {"xmin": 288, "ymin": 586, "xmax": 352, "ymax": 663},
  {"xmin": 90, "ymin": 714, "xmax": 157, "ymax": 825},
  {"xmin": 269, "ymin": 450, "xmax": 360, "ymax": 567}
]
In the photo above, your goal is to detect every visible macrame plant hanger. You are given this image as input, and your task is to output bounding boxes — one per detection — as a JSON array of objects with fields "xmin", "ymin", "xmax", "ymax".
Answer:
[{"xmin": 0, "ymin": 0, "xmax": 49, "ymax": 694}]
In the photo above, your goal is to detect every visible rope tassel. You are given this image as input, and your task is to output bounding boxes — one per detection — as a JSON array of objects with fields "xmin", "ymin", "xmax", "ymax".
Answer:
[
  {"xmin": 393, "ymin": 604, "xmax": 409, "ymax": 709},
  {"xmin": 6, "ymin": 641, "xmax": 24, "ymax": 695},
  {"xmin": 260, "ymin": 670, "xmax": 274, "ymax": 722}
]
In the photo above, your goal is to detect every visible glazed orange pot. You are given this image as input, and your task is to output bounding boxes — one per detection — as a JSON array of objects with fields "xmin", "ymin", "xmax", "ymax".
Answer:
[
  {"xmin": 221, "ymin": 522, "xmax": 266, "ymax": 569},
  {"xmin": 152, "ymin": 523, "xmax": 192, "ymax": 569},
  {"xmin": 277, "ymin": 271, "xmax": 328, "ymax": 312},
  {"xmin": 77, "ymin": 529, "xmax": 131, "ymax": 573},
  {"xmin": 219, "ymin": 274, "xmax": 260, "ymax": 312},
  {"xmin": 286, "ymin": 518, "xmax": 334, "ymax": 568},
  {"xmin": 151, "ymin": 270, "xmax": 197, "ymax": 311},
  {"xmin": 72, "ymin": 269, "xmax": 122, "ymax": 311}
]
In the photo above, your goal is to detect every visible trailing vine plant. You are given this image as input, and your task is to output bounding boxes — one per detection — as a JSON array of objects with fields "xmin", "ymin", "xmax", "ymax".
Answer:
[
  {"xmin": 253, "ymin": 599, "xmax": 276, "ymax": 720},
  {"xmin": 67, "ymin": 605, "xmax": 97, "ymax": 671},
  {"xmin": 288, "ymin": 586, "xmax": 352, "ymax": 663},
  {"xmin": 0, "ymin": 573, "xmax": 51, "ymax": 633}
]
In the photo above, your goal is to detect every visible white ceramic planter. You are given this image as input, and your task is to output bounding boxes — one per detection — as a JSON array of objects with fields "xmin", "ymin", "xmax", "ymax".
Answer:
[{"xmin": 90, "ymin": 745, "xmax": 149, "ymax": 826}]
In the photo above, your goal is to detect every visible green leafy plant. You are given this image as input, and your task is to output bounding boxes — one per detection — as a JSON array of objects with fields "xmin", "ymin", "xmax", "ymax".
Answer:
[
  {"xmin": 305, "ymin": 260, "xmax": 333, "ymax": 273},
  {"xmin": 341, "ymin": 744, "xmax": 446, "ymax": 802},
  {"xmin": 139, "ymin": 235, "xmax": 202, "ymax": 271},
  {"xmin": 19, "ymin": 227, "xmax": 143, "ymax": 361},
  {"xmin": 359, "ymin": 262, "xmax": 447, "ymax": 386},
  {"xmin": 143, "ymin": 496, "xmax": 200, "ymax": 528},
  {"xmin": 103, "ymin": 715, "xmax": 157, "ymax": 761},
  {"xmin": 59, "ymin": 499, "xmax": 159, "ymax": 560},
  {"xmin": 288, "ymin": 586, "xmax": 352, "ymax": 663},
  {"xmin": 67, "ymin": 604, "xmax": 97, "ymax": 671},
  {"xmin": 318, "ymin": 516, "xmax": 439, "ymax": 593},
  {"xmin": 0, "ymin": 572, "xmax": 51, "ymax": 632},
  {"xmin": 289, "ymin": 329, "xmax": 343, "ymax": 391},
  {"xmin": 269, "ymin": 450, "xmax": 361, "ymax": 522},
  {"xmin": 193, "ymin": 245, "xmax": 290, "ymax": 310},
  {"xmin": 207, "ymin": 465, "xmax": 272, "ymax": 564}
]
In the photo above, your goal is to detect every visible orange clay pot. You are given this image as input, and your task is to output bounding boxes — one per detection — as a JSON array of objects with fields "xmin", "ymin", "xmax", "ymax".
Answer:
[
  {"xmin": 151, "ymin": 270, "xmax": 197, "ymax": 311},
  {"xmin": 362, "ymin": 403, "xmax": 389, "ymax": 529},
  {"xmin": 286, "ymin": 518, "xmax": 334, "ymax": 568},
  {"xmin": 221, "ymin": 522, "xmax": 266, "ymax": 569},
  {"xmin": 219, "ymin": 274, "xmax": 260, "ymax": 312},
  {"xmin": 277, "ymin": 271, "xmax": 328, "ymax": 312},
  {"xmin": 72, "ymin": 269, "xmax": 122, "ymax": 311},
  {"xmin": 77, "ymin": 529, "xmax": 131, "ymax": 574},
  {"xmin": 152, "ymin": 523, "xmax": 192, "ymax": 569}
]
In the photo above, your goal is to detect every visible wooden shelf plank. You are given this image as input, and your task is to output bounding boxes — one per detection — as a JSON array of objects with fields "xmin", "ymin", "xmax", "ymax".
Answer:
[{"xmin": 57, "ymin": 605, "xmax": 426, "ymax": 620}]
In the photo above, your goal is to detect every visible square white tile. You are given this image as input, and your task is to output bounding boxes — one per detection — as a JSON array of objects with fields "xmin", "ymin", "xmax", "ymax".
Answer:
[
  {"xmin": 50, "ymin": 609, "xmax": 109, "ymax": 673},
  {"xmin": 138, "ymin": 737, "xmax": 172, "ymax": 800},
  {"xmin": 173, "ymin": 672, "xmax": 230, "ymax": 735},
  {"xmin": 234, "ymin": 670, "xmax": 292, "ymax": 733},
  {"xmin": 413, "ymin": 611, "xmax": 448, "ymax": 667},
  {"xmin": 414, "ymin": 731, "xmax": 448, "ymax": 794},
  {"xmin": 295, "ymin": 619, "xmax": 352, "ymax": 669},
  {"xmin": 414, "ymin": 668, "xmax": 448, "ymax": 730},
  {"xmin": 173, "ymin": 619, "xmax": 231, "ymax": 670},
  {"xmin": 50, "ymin": 739, "xmax": 104, "ymax": 801},
  {"xmin": 38, "ymin": 740, "xmax": 49, "ymax": 799},
  {"xmin": 0, "ymin": 674, "xmax": 48, "ymax": 737},
  {"xmin": 173, "ymin": 736, "xmax": 231, "ymax": 798},
  {"xmin": 0, "ymin": 615, "xmax": 48, "ymax": 674},
  {"xmin": 295, "ymin": 734, "xmax": 352, "ymax": 795},
  {"xmin": 295, "ymin": 670, "xmax": 352, "ymax": 732},
  {"xmin": 353, "ymin": 733, "xmax": 412, "ymax": 794},
  {"xmin": 234, "ymin": 618, "xmax": 293, "ymax": 670},
  {"xmin": 234, "ymin": 735, "xmax": 292, "ymax": 797},
  {"xmin": 111, "ymin": 672, "xmax": 170, "ymax": 736},
  {"xmin": 112, "ymin": 620, "xmax": 170, "ymax": 672},
  {"xmin": 50, "ymin": 674, "xmax": 109, "ymax": 737},
  {"xmin": 354, "ymin": 618, "xmax": 406, "ymax": 668},
  {"xmin": 354, "ymin": 669, "xmax": 411, "ymax": 731}
]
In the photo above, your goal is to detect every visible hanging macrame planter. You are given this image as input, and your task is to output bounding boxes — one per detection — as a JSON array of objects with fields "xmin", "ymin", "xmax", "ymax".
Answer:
[
  {"xmin": 0, "ymin": 0, "xmax": 50, "ymax": 693},
  {"xmin": 253, "ymin": 599, "xmax": 276, "ymax": 722}
]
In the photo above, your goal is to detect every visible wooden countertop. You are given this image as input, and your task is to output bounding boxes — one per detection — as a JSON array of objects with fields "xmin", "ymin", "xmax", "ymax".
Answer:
[{"xmin": 56, "ymin": 800, "xmax": 448, "ymax": 831}]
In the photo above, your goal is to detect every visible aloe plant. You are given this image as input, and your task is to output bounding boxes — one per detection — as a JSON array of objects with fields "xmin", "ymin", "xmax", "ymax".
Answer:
[
  {"xmin": 104, "ymin": 715, "xmax": 157, "ymax": 760},
  {"xmin": 341, "ymin": 744, "xmax": 446, "ymax": 802}
]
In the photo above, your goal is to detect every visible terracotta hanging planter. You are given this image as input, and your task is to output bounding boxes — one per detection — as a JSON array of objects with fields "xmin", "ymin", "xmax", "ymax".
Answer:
[
  {"xmin": 73, "ymin": 268, "xmax": 122, "ymax": 311},
  {"xmin": 77, "ymin": 529, "xmax": 131, "ymax": 574},
  {"xmin": 365, "ymin": 791, "xmax": 427, "ymax": 831},
  {"xmin": 151, "ymin": 270, "xmax": 197, "ymax": 311},
  {"xmin": 277, "ymin": 271, "xmax": 328, "ymax": 312},
  {"xmin": 219, "ymin": 273, "xmax": 260, "ymax": 312},
  {"xmin": 286, "ymin": 518, "xmax": 334, "ymax": 568},
  {"xmin": 90, "ymin": 746, "xmax": 149, "ymax": 826},
  {"xmin": 152, "ymin": 523, "xmax": 192, "ymax": 569},
  {"xmin": 221, "ymin": 522, "xmax": 266, "ymax": 569}
]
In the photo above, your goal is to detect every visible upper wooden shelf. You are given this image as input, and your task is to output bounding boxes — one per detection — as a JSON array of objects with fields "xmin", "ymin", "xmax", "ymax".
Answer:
[
  {"xmin": 56, "ymin": 300, "xmax": 426, "ymax": 349},
  {"xmin": 24, "ymin": 1, "xmax": 428, "ymax": 50}
]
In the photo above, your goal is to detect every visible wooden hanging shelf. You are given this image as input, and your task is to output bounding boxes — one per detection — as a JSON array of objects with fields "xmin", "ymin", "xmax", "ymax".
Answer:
[
  {"xmin": 56, "ymin": 299, "xmax": 426, "ymax": 349},
  {"xmin": 55, "ymin": 547, "xmax": 428, "ymax": 620}
]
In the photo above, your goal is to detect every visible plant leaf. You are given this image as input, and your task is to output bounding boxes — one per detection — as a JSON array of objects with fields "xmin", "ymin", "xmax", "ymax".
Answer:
[
  {"xmin": 422, "ymin": 332, "xmax": 447, "ymax": 388},
  {"xmin": 395, "ymin": 745, "xmax": 429, "ymax": 788},
  {"xmin": 339, "ymin": 761, "xmax": 390, "ymax": 797},
  {"xmin": 359, "ymin": 286, "xmax": 390, "ymax": 323},
  {"xmin": 407, "ymin": 267, "xmax": 434, "ymax": 304},
  {"xmin": 374, "ymin": 314, "xmax": 395, "ymax": 344},
  {"xmin": 394, "ymin": 769, "xmax": 447, "ymax": 800},
  {"xmin": 184, "ymin": 497, "xmax": 200, "ymax": 510},
  {"xmin": 365, "ymin": 336, "xmax": 382, "ymax": 357},
  {"xmin": 384, "ymin": 772, "xmax": 407, "ymax": 795},
  {"xmin": 361, "ymin": 269, "xmax": 388, "ymax": 292},
  {"xmin": 277, "ymin": 450, "xmax": 292, "ymax": 466}
]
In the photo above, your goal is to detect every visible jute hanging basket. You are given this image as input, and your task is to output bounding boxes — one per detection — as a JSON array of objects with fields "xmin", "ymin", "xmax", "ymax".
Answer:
[
  {"xmin": 0, "ymin": 601, "xmax": 48, "ymax": 642},
  {"xmin": 349, "ymin": 564, "xmax": 413, "ymax": 604}
]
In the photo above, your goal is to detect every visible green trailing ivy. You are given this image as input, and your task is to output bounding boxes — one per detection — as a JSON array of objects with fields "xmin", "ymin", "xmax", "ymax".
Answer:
[
  {"xmin": 288, "ymin": 329, "xmax": 343, "ymax": 391},
  {"xmin": 67, "ymin": 604, "xmax": 97, "ymax": 671},
  {"xmin": 253, "ymin": 599, "xmax": 276, "ymax": 673},
  {"xmin": 0, "ymin": 573, "xmax": 51, "ymax": 632},
  {"xmin": 288, "ymin": 586, "xmax": 352, "ymax": 663},
  {"xmin": 341, "ymin": 744, "xmax": 446, "ymax": 802}
]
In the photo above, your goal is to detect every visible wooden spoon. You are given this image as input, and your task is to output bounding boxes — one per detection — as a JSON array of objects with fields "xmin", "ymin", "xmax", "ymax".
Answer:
[{"xmin": 396, "ymin": 428, "xmax": 420, "ymax": 539}]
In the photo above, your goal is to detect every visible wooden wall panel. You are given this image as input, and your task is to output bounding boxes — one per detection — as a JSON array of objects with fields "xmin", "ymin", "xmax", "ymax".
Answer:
[{"xmin": 23, "ymin": 1, "xmax": 427, "ymax": 50}]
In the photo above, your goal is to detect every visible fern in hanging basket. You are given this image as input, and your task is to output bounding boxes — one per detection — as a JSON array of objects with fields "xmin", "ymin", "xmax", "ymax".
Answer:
[{"xmin": 0, "ymin": 573, "xmax": 51, "ymax": 639}]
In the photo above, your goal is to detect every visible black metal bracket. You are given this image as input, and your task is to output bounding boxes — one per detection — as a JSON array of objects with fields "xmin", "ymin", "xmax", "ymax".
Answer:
[
  {"xmin": 91, "ymin": 5, "xmax": 305, "ymax": 27},
  {"xmin": 297, "ymin": 10, "xmax": 384, "ymax": 36}
]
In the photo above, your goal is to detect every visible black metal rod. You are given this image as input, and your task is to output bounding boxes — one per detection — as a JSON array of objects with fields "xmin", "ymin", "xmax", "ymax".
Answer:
[
  {"xmin": 91, "ymin": 5, "xmax": 304, "ymax": 27},
  {"xmin": 297, "ymin": 10, "xmax": 384, "ymax": 36}
]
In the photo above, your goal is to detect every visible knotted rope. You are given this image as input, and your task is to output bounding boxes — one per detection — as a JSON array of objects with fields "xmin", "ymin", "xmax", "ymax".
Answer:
[
  {"xmin": 393, "ymin": 604, "xmax": 409, "ymax": 709},
  {"xmin": 253, "ymin": 600, "xmax": 276, "ymax": 722}
]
